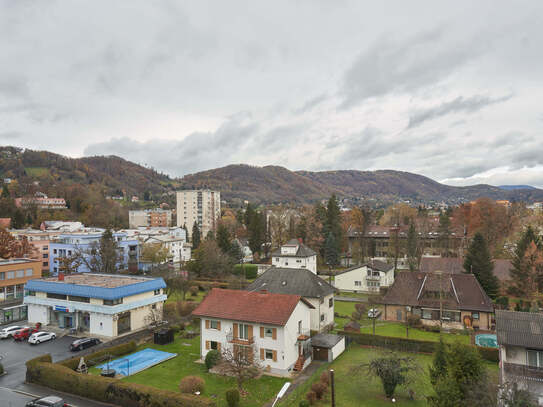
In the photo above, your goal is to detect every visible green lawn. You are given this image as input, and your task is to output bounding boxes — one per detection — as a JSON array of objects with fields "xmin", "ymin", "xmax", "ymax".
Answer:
[
  {"xmin": 279, "ymin": 345, "xmax": 498, "ymax": 407},
  {"xmin": 121, "ymin": 334, "xmax": 287, "ymax": 407},
  {"xmin": 25, "ymin": 167, "xmax": 50, "ymax": 177},
  {"xmin": 166, "ymin": 289, "xmax": 208, "ymax": 304}
]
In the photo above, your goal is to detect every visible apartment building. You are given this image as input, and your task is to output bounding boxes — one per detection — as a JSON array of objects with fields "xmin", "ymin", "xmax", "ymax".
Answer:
[
  {"xmin": 176, "ymin": 190, "xmax": 220, "ymax": 239},
  {"xmin": 0, "ymin": 258, "xmax": 42, "ymax": 303},
  {"xmin": 10, "ymin": 229, "xmax": 60, "ymax": 274},
  {"xmin": 129, "ymin": 209, "xmax": 173, "ymax": 228}
]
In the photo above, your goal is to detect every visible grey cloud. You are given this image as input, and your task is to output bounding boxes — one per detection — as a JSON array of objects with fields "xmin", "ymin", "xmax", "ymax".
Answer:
[
  {"xmin": 0, "ymin": 131, "xmax": 23, "ymax": 140},
  {"xmin": 408, "ymin": 94, "xmax": 513, "ymax": 128},
  {"xmin": 294, "ymin": 94, "xmax": 328, "ymax": 114}
]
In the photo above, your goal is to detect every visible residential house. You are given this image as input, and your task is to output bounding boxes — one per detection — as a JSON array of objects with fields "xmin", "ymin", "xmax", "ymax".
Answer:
[
  {"xmin": 144, "ymin": 235, "xmax": 191, "ymax": 263},
  {"xmin": 381, "ymin": 271, "xmax": 494, "ymax": 330},
  {"xmin": 192, "ymin": 288, "xmax": 314, "ymax": 376},
  {"xmin": 25, "ymin": 273, "xmax": 166, "ymax": 337},
  {"xmin": 246, "ymin": 267, "xmax": 336, "ymax": 332},
  {"xmin": 15, "ymin": 195, "xmax": 67, "ymax": 209},
  {"xmin": 496, "ymin": 310, "xmax": 543, "ymax": 404},
  {"xmin": 271, "ymin": 239, "xmax": 317, "ymax": 274},
  {"xmin": 334, "ymin": 260, "xmax": 394, "ymax": 293}
]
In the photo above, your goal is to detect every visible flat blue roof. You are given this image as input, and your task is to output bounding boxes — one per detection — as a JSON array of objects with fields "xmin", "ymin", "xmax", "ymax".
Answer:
[{"xmin": 25, "ymin": 275, "xmax": 166, "ymax": 300}]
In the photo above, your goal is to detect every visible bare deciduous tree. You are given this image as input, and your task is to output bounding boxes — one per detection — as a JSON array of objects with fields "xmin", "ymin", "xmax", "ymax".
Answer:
[{"xmin": 220, "ymin": 345, "xmax": 261, "ymax": 393}]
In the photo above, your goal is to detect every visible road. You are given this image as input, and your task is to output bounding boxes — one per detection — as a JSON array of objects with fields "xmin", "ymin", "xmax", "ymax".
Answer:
[{"xmin": 0, "ymin": 332, "xmax": 113, "ymax": 407}]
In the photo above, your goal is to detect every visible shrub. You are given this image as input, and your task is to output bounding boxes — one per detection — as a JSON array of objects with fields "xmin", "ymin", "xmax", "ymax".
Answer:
[
  {"xmin": 299, "ymin": 401, "xmax": 310, "ymax": 407},
  {"xmin": 320, "ymin": 371, "xmax": 330, "ymax": 386},
  {"xmin": 189, "ymin": 286, "xmax": 199, "ymax": 296},
  {"xmin": 233, "ymin": 264, "xmax": 258, "ymax": 279},
  {"xmin": 225, "ymin": 388, "xmax": 240, "ymax": 407},
  {"xmin": 407, "ymin": 314, "xmax": 422, "ymax": 328},
  {"xmin": 354, "ymin": 303, "xmax": 366, "ymax": 314},
  {"xmin": 59, "ymin": 341, "xmax": 137, "ymax": 370},
  {"xmin": 205, "ymin": 350, "xmax": 221, "ymax": 370},
  {"xmin": 305, "ymin": 391, "xmax": 317, "ymax": 405},
  {"xmin": 177, "ymin": 301, "xmax": 198, "ymax": 317},
  {"xmin": 311, "ymin": 382, "xmax": 327, "ymax": 399},
  {"xmin": 179, "ymin": 376, "xmax": 205, "ymax": 394},
  {"xmin": 477, "ymin": 346, "xmax": 499, "ymax": 363},
  {"xmin": 351, "ymin": 310, "xmax": 362, "ymax": 320},
  {"xmin": 496, "ymin": 296, "xmax": 509, "ymax": 310},
  {"xmin": 0, "ymin": 362, "xmax": 4, "ymax": 375}
]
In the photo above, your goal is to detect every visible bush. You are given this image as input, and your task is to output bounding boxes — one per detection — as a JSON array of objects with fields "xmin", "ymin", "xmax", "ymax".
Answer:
[
  {"xmin": 189, "ymin": 286, "xmax": 199, "ymax": 296},
  {"xmin": 205, "ymin": 350, "xmax": 221, "ymax": 370},
  {"xmin": 0, "ymin": 362, "xmax": 4, "ymax": 375},
  {"xmin": 311, "ymin": 382, "xmax": 327, "ymax": 400},
  {"xmin": 59, "ymin": 341, "xmax": 137, "ymax": 370},
  {"xmin": 233, "ymin": 264, "xmax": 258, "ymax": 279},
  {"xmin": 177, "ymin": 301, "xmax": 198, "ymax": 317},
  {"xmin": 299, "ymin": 401, "xmax": 310, "ymax": 407},
  {"xmin": 477, "ymin": 346, "xmax": 499, "ymax": 363},
  {"xmin": 225, "ymin": 388, "xmax": 240, "ymax": 407},
  {"xmin": 351, "ymin": 310, "xmax": 362, "ymax": 320},
  {"xmin": 320, "ymin": 371, "xmax": 330, "ymax": 386},
  {"xmin": 179, "ymin": 376, "xmax": 205, "ymax": 394},
  {"xmin": 407, "ymin": 314, "xmax": 422, "ymax": 328},
  {"xmin": 496, "ymin": 296, "xmax": 509, "ymax": 310},
  {"xmin": 305, "ymin": 391, "xmax": 317, "ymax": 405}
]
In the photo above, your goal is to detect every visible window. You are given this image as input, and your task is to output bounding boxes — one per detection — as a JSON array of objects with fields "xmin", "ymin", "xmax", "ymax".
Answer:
[
  {"xmin": 154, "ymin": 289, "xmax": 161, "ymax": 295},
  {"xmin": 527, "ymin": 350, "xmax": 543, "ymax": 368},
  {"xmin": 53, "ymin": 249, "xmax": 57, "ymax": 254},
  {"xmin": 422, "ymin": 309, "xmax": 433, "ymax": 320},
  {"xmin": 210, "ymin": 341, "xmax": 218, "ymax": 350},
  {"xmin": 26, "ymin": 291, "xmax": 36, "ymax": 296},
  {"xmin": 354, "ymin": 281, "xmax": 361, "ymax": 286},
  {"xmin": 68, "ymin": 295, "xmax": 90, "ymax": 303},
  {"xmin": 265, "ymin": 349, "xmax": 274, "ymax": 360},
  {"xmin": 25, "ymin": 269, "xmax": 33, "ymax": 276},
  {"xmin": 7, "ymin": 271, "xmax": 15, "ymax": 279},
  {"xmin": 239, "ymin": 324, "xmax": 249, "ymax": 340},
  {"xmin": 15, "ymin": 269, "xmax": 24, "ymax": 278},
  {"xmin": 296, "ymin": 259, "xmax": 302, "ymax": 263},
  {"xmin": 321, "ymin": 314, "xmax": 325, "ymax": 322},
  {"xmin": 329, "ymin": 298, "xmax": 333, "ymax": 307},
  {"xmin": 210, "ymin": 320, "xmax": 219, "ymax": 330},
  {"xmin": 275, "ymin": 258, "xmax": 280, "ymax": 262},
  {"xmin": 442, "ymin": 311, "xmax": 461, "ymax": 322},
  {"xmin": 104, "ymin": 298, "xmax": 123, "ymax": 306},
  {"xmin": 472, "ymin": 312, "xmax": 480, "ymax": 320},
  {"xmin": 320, "ymin": 297, "xmax": 324, "ymax": 304},
  {"xmin": 264, "ymin": 327, "xmax": 274, "ymax": 338},
  {"xmin": 43, "ymin": 262, "xmax": 48, "ymax": 267},
  {"xmin": 43, "ymin": 246, "xmax": 48, "ymax": 250},
  {"xmin": 42, "ymin": 253, "xmax": 48, "ymax": 259},
  {"xmin": 47, "ymin": 293, "xmax": 67, "ymax": 300},
  {"xmin": 0, "ymin": 272, "xmax": 4, "ymax": 280}
]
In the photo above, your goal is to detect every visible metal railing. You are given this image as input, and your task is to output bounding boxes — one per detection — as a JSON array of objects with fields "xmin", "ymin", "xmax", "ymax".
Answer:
[
  {"xmin": 226, "ymin": 330, "xmax": 254, "ymax": 344},
  {"xmin": 504, "ymin": 362, "xmax": 543, "ymax": 382},
  {"xmin": 297, "ymin": 329, "xmax": 311, "ymax": 341}
]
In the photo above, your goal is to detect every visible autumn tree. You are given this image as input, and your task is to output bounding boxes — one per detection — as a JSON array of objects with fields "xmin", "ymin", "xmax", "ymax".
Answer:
[
  {"xmin": 269, "ymin": 205, "xmax": 290, "ymax": 248},
  {"xmin": 381, "ymin": 203, "xmax": 417, "ymax": 226},
  {"xmin": 186, "ymin": 239, "xmax": 234, "ymax": 278},
  {"xmin": 509, "ymin": 226, "xmax": 542, "ymax": 298},
  {"xmin": 216, "ymin": 223, "xmax": 232, "ymax": 254},
  {"xmin": 463, "ymin": 233, "xmax": 499, "ymax": 299},
  {"xmin": 141, "ymin": 242, "xmax": 169, "ymax": 270},
  {"xmin": 220, "ymin": 346, "xmax": 261, "ymax": 393},
  {"xmin": 0, "ymin": 228, "xmax": 36, "ymax": 259},
  {"xmin": 74, "ymin": 228, "xmax": 122, "ymax": 273},
  {"xmin": 467, "ymin": 198, "xmax": 512, "ymax": 254}
]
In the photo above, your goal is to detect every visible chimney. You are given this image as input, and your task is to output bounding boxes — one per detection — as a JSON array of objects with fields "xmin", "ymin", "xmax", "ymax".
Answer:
[{"xmin": 58, "ymin": 272, "xmax": 64, "ymax": 281}]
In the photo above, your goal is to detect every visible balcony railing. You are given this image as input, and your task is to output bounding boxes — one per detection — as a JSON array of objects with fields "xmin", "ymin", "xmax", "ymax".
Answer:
[
  {"xmin": 366, "ymin": 275, "xmax": 381, "ymax": 281},
  {"xmin": 297, "ymin": 329, "xmax": 311, "ymax": 342},
  {"xmin": 504, "ymin": 362, "xmax": 543, "ymax": 382},
  {"xmin": 226, "ymin": 330, "xmax": 254, "ymax": 345}
]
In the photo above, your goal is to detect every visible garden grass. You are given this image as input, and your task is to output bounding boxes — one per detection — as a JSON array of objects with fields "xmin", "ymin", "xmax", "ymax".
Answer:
[{"xmin": 25, "ymin": 167, "xmax": 50, "ymax": 177}]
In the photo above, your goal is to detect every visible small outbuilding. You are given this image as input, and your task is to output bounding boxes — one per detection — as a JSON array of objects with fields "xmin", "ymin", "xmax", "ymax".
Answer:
[{"xmin": 311, "ymin": 333, "xmax": 345, "ymax": 362}]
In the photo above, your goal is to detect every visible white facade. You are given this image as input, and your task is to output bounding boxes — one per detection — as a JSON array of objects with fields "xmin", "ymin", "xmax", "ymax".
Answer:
[
  {"xmin": 334, "ymin": 265, "xmax": 395, "ymax": 293},
  {"xmin": 272, "ymin": 241, "xmax": 317, "ymax": 274},
  {"xmin": 305, "ymin": 294, "xmax": 335, "ymax": 331},
  {"xmin": 176, "ymin": 190, "xmax": 221, "ymax": 239},
  {"xmin": 145, "ymin": 236, "xmax": 191, "ymax": 263},
  {"xmin": 199, "ymin": 301, "xmax": 312, "ymax": 377}
]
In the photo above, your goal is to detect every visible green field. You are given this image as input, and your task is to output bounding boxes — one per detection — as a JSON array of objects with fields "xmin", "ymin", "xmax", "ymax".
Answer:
[
  {"xmin": 121, "ymin": 334, "xmax": 287, "ymax": 407},
  {"xmin": 279, "ymin": 345, "xmax": 498, "ymax": 406},
  {"xmin": 25, "ymin": 167, "xmax": 51, "ymax": 177},
  {"xmin": 166, "ymin": 289, "xmax": 208, "ymax": 304}
]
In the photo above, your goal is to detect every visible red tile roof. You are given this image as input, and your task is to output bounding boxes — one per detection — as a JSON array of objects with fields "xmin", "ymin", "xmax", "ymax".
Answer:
[{"xmin": 191, "ymin": 288, "xmax": 313, "ymax": 326}]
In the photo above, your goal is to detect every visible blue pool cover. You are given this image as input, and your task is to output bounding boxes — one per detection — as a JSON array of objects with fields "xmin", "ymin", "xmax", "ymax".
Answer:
[
  {"xmin": 98, "ymin": 348, "xmax": 177, "ymax": 376},
  {"xmin": 475, "ymin": 334, "xmax": 498, "ymax": 348}
]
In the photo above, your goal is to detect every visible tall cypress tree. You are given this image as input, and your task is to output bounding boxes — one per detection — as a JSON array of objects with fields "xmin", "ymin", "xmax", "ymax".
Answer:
[
  {"xmin": 407, "ymin": 222, "xmax": 418, "ymax": 271},
  {"xmin": 325, "ymin": 232, "xmax": 339, "ymax": 266},
  {"xmin": 192, "ymin": 222, "xmax": 201, "ymax": 250},
  {"xmin": 437, "ymin": 213, "xmax": 451, "ymax": 257},
  {"xmin": 463, "ymin": 233, "xmax": 499, "ymax": 299}
]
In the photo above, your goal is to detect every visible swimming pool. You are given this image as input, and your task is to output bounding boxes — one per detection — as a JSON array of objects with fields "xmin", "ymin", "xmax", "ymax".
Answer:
[
  {"xmin": 97, "ymin": 348, "xmax": 177, "ymax": 376},
  {"xmin": 475, "ymin": 334, "xmax": 498, "ymax": 348}
]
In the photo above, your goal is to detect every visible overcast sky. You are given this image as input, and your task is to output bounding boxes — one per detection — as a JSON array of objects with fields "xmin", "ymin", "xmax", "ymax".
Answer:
[{"xmin": 1, "ymin": 1, "xmax": 543, "ymax": 187}]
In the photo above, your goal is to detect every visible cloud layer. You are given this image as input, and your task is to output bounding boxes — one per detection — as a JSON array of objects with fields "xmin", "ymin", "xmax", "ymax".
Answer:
[{"xmin": 2, "ymin": 1, "xmax": 543, "ymax": 187}]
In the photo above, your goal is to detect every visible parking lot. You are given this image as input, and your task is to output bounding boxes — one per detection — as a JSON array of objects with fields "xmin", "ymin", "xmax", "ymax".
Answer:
[{"xmin": 0, "ymin": 326, "xmax": 111, "ymax": 406}]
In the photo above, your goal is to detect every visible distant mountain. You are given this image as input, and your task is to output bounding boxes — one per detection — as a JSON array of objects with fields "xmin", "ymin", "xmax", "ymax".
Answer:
[{"xmin": 498, "ymin": 185, "xmax": 536, "ymax": 191}]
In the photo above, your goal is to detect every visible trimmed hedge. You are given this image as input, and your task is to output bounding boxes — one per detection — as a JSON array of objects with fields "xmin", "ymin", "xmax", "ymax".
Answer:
[
  {"xmin": 59, "ymin": 341, "xmax": 137, "ymax": 370},
  {"xmin": 340, "ymin": 331, "xmax": 499, "ymax": 363},
  {"xmin": 26, "ymin": 356, "xmax": 215, "ymax": 407},
  {"xmin": 233, "ymin": 264, "xmax": 258, "ymax": 280}
]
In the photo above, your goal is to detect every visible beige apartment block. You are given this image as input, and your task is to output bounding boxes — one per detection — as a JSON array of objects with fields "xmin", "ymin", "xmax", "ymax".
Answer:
[{"xmin": 176, "ymin": 190, "xmax": 220, "ymax": 239}]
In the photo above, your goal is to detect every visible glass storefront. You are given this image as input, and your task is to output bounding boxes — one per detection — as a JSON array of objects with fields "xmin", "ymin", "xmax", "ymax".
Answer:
[{"xmin": 0, "ymin": 304, "xmax": 27, "ymax": 325}]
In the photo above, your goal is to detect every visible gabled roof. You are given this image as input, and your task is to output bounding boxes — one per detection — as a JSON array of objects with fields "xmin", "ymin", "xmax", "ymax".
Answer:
[
  {"xmin": 335, "ymin": 259, "xmax": 393, "ymax": 276},
  {"xmin": 192, "ymin": 288, "xmax": 313, "ymax": 326},
  {"xmin": 271, "ymin": 240, "xmax": 317, "ymax": 258},
  {"xmin": 496, "ymin": 310, "xmax": 543, "ymax": 349},
  {"xmin": 246, "ymin": 267, "xmax": 335, "ymax": 298},
  {"xmin": 381, "ymin": 271, "xmax": 494, "ymax": 312},
  {"xmin": 419, "ymin": 257, "xmax": 463, "ymax": 274}
]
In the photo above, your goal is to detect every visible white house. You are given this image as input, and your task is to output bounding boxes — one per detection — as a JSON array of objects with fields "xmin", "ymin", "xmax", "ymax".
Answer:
[
  {"xmin": 246, "ymin": 267, "xmax": 336, "ymax": 332},
  {"xmin": 234, "ymin": 238, "xmax": 253, "ymax": 263},
  {"xmin": 271, "ymin": 239, "xmax": 317, "ymax": 274},
  {"xmin": 192, "ymin": 288, "xmax": 314, "ymax": 377},
  {"xmin": 24, "ymin": 274, "xmax": 166, "ymax": 338},
  {"xmin": 334, "ymin": 260, "xmax": 395, "ymax": 293},
  {"xmin": 145, "ymin": 235, "xmax": 191, "ymax": 263}
]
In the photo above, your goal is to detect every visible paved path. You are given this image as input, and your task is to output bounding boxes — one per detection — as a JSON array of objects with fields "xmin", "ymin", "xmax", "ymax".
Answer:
[{"xmin": 335, "ymin": 296, "xmax": 367, "ymax": 302}]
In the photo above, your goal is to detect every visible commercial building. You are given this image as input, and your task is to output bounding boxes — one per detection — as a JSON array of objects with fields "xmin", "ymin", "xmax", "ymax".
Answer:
[
  {"xmin": 193, "ymin": 288, "xmax": 314, "ymax": 377},
  {"xmin": 271, "ymin": 239, "xmax": 317, "ymax": 274},
  {"xmin": 129, "ymin": 209, "xmax": 173, "ymax": 228},
  {"xmin": 49, "ymin": 231, "xmax": 139, "ymax": 274},
  {"xmin": 176, "ymin": 190, "xmax": 220, "ymax": 239},
  {"xmin": 24, "ymin": 273, "xmax": 166, "ymax": 337},
  {"xmin": 0, "ymin": 258, "xmax": 42, "ymax": 324}
]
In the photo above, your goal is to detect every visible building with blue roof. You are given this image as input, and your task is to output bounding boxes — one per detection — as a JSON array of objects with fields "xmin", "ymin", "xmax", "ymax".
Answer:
[{"xmin": 24, "ymin": 273, "xmax": 166, "ymax": 337}]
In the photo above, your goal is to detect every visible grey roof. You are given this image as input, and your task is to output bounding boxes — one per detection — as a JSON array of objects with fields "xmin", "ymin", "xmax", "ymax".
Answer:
[
  {"xmin": 311, "ymin": 333, "xmax": 344, "ymax": 348},
  {"xmin": 271, "ymin": 240, "xmax": 317, "ymax": 257},
  {"xmin": 496, "ymin": 310, "xmax": 543, "ymax": 349},
  {"xmin": 335, "ymin": 259, "xmax": 393, "ymax": 276},
  {"xmin": 246, "ymin": 267, "xmax": 335, "ymax": 298}
]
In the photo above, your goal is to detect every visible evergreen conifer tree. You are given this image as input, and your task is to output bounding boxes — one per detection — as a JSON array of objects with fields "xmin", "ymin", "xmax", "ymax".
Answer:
[
  {"xmin": 192, "ymin": 222, "xmax": 201, "ymax": 250},
  {"xmin": 463, "ymin": 233, "xmax": 499, "ymax": 299}
]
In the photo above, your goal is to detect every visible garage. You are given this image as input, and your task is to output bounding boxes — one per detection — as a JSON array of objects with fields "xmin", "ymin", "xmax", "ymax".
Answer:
[{"xmin": 311, "ymin": 333, "xmax": 345, "ymax": 362}]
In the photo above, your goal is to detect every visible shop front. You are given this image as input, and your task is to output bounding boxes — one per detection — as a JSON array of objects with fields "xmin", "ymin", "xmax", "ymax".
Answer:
[{"xmin": 0, "ymin": 304, "xmax": 27, "ymax": 325}]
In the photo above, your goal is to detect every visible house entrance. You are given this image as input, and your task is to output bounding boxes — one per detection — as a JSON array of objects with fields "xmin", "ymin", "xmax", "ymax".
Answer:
[{"xmin": 117, "ymin": 312, "xmax": 131, "ymax": 335}]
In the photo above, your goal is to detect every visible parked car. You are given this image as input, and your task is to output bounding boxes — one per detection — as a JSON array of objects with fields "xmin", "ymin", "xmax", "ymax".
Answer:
[
  {"xmin": 28, "ymin": 331, "xmax": 56, "ymax": 345},
  {"xmin": 368, "ymin": 308, "xmax": 382, "ymax": 319},
  {"xmin": 25, "ymin": 395, "xmax": 68, "ymax": 407},
  {"xmin": 69, "ymin": 337, "xmax": 101, "ymax": 351},
  {"xmin": 13, "ymin": 326, "xmax": 39, "ymax": 341},
  {"xmin": 0, "ymin": 325, "xmax": 26, "ymax": 339}
]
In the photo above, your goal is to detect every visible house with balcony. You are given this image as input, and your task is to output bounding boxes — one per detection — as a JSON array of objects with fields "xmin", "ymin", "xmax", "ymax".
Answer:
[
  {"xmin": 246, "ymin": 267, "xmax": 336, "ymax": 332},
  {"xmin": 381, "ymin": 271, "xmax": 494, "ymax": 330},
  {"xmin": 496, "ymin": 310, "xmax": 543, "ymax": 404},
  {"xmin": 333, "ymin": 259, "xmax": 394, "ymax": 293},
  {"xmin": 271, "ymin": 239, "xmax": 317, "ymax": 274},
  {"xmin": 192, "ymin": 288, "xmax": 314, "ymax": 377}
]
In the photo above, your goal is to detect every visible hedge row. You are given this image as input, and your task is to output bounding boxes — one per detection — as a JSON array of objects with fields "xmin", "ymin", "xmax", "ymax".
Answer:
[
  {"xmin": 232, "ymin": 264, "xmax": 258, "ymax": 280},
  {"xmin": 339, "ymin": 331, "xmax": 499, "ymax": 363},
  {"xmin": 26, "ymin": 357, "xmax": 215, "ymax": 407},
  {"xmin": 58, "ymin": 341, "xmax": 137, "ymax": 370}
]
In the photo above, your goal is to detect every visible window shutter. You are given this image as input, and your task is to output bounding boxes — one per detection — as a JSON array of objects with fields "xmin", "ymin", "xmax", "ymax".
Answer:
[
  {"xmin": 217, "ymin": 321, "xmax": 221, "ymax": 331},
  {"xmin": 217, "ymin": 342, "xmax": 221, "ymax": 352},
  {"xmin": 272, "ymin": 328, "xmax": 277, "ymax": 340},
  {"xmin": 260, "ymin": 327, "xmax": 264, "ymax": 338},
  {"xmin": 248, "ymin": 325, "xmax": 253, "ymax": 339},
  {"xmin": 205, "ymin": 320, "xmax": 210, "ymax": 329},
  {"xmin": 273, "ymin": 350, "xmax": 277, "ymax": 362},
  {"xmin": 233, "ymin": 323, "xmax": 238, "ymax": 339},
  {"xmin": 260, "ymin": 348, "xmax": 265, "ymax": 360},
  {"xmin": 205, "ymin": 341, "xmax": 210, "ymax": 350}
]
